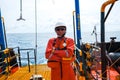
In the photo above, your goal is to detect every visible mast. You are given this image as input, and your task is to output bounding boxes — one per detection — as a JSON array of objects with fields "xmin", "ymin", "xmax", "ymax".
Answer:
[
  {"xmin": 75, "ymin": 0, "xmax": 81, "ymax": 49},
  {"xmin": 74, "ymin": 0, "xmax": 88, "ymax": 79}
]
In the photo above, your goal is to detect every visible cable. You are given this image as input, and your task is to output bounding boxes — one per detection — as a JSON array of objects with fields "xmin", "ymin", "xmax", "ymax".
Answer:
[{"xmin": 34, "ymin": 0, "xmax": 37, "ymax": 75}]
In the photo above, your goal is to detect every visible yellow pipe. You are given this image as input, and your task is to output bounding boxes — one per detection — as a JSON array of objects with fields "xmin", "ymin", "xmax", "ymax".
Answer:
[
  {"xmin": 1, "ymin": 17, "xmax": 4, "ymax": 23},
  {"xmin": 79, "ymin": 62, "xmax": 83, "ymax": 71},
  {"xmin": 86, "ymin": 52, "xmax": 91, "ymax": 59},
  {"xmin": 3, "ymin": 48, "xmax": 10, "ymax": 54},
  {"xmin": 79, "ymin": 50, "xmax": 82, "ymax": 56},
  {"xmin": 101, "ymin": 0, "xmax": 117, "ymax": 12},
  {"xmin": 72, "ymin": 11, "xmax": 75, "ymax": 16},
  {"xmin": 4, "ymin": 57, "xmax": 10, "ymax": 63}
]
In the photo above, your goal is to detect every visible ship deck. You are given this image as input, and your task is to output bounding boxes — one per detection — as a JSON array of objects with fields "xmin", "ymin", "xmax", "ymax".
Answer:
[
  {"xmin": 0, "ymin": 64, "xmax": 51, "ymax": 80},
  {"xmin": 0, "ymin": 64, "xmax": 120, "ymax": 80}
]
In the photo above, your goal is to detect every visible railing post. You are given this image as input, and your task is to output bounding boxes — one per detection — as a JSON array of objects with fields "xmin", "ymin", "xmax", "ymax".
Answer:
[
  {"xmin": 18, "ymin": 47, "xmax": 21, "ymax": 67},
  {"xmin": 27, "ymin": 52, "xmax": 30, "ymax": 72}
]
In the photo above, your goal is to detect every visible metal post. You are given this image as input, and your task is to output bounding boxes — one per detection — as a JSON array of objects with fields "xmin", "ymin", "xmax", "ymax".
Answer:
[
  {"xmin": 18, "ymin": 47, "xmax": 21, "ymax": 67},
  {"xmin": 0, "ymin": 10, "xmax": 6, "ymax": 50},
  {"xmin": 75, "ymin": 0, "xmax": 81, "ymax": 49},
  {"xmin": 101, "ymin": 11, "xmax": 107, "ymax": 80},
  {"xmin": 100, "ymin": 0, "xmax": 117, "ymax": 80},
  {"xmin": 27, "ymin": 52, "xmax": 30, "ymax": 72}
]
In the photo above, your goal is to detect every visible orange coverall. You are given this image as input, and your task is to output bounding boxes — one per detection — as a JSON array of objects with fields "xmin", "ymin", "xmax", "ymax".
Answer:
[{"xmin": 45, "ymin": 37, "xmax": 76, "ymax": 80}]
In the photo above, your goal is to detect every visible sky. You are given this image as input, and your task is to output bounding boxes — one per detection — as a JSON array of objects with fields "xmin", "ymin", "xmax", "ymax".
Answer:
[{"xmin": 0, "ymin": 0, "xmax": 120, "ymax": 33}]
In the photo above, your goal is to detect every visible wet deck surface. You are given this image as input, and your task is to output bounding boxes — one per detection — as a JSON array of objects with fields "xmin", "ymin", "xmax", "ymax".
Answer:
[{"xmin": 0, "ymin": 64, "xmax": 51, "ymax": 80}]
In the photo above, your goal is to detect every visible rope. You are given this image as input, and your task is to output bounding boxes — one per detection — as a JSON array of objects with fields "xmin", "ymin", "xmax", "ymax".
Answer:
[
  {"xmin": 115, "ymin": 48, "xmax": 120, "ymax": 52},
  {"xmin": 101, "ymin": 55, "xmax": 120, "ymax": 79}
]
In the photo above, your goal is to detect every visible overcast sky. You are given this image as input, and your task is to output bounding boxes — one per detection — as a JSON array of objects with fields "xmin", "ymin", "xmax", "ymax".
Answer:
[{"xmin": 0, "ymin": 0, "xmax": 120, "ymax": 33}]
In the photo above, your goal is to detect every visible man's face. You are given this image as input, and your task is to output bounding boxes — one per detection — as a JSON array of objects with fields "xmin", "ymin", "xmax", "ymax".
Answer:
[{"xmin": 55, "ymin": 26, "xmax": 66, "ymax": 37}]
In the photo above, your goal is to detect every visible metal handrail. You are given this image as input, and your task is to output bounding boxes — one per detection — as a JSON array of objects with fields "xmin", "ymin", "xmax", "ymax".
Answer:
[
  {"xmin": 0, "ymin": 49, "xmax": 19, "ymax": 75},
  {"xmin": 18, "ymin": 47, "xmax": 36, "ymax": 72}
]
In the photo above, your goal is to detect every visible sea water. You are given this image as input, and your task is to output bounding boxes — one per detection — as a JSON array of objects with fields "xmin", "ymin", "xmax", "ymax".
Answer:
[{"xmin": 6, "ymin": 31, "xmax": 120, "ymax": 65}]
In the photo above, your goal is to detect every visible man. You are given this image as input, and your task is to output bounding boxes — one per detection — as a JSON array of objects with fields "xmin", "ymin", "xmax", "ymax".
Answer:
[{"xmin": 45, "ymin": 22, "xmax": 76, "ymax": 80}]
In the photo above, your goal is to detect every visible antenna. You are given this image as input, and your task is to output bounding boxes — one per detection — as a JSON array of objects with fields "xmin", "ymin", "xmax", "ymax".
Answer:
[
  {"xmin": 91, "ymin": 25, "xmax": 98, "ymax": 45},
  {"xmin": 17, "ymin": 0, "xmax": 25, "ymax": 21}
]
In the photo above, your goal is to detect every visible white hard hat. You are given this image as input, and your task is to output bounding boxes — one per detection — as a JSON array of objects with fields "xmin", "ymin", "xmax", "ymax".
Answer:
[{"xmin": 55, "ymin": 22, "xmax": 66, "ymax": 28}]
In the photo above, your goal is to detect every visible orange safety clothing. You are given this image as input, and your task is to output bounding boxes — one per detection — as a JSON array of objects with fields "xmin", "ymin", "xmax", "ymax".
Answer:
[{"xmin": 45, "ymin": 37, "xmax": 76, "ymax": 80}]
